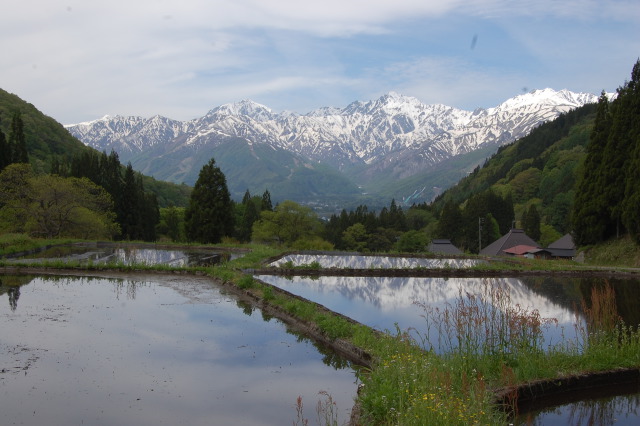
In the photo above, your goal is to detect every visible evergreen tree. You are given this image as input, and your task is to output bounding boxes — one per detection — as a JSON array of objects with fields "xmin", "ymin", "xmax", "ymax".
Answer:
[
  {"xmin": 0, "ymin": 129, "xmax": 9, "ymax": 171},
  {"xmin": 261, "ymin": 189, "xmax": 273, "ymax": 212},
  {"xmin": 621, "ymin": 60, "xmax": 640, "ymax": 243},
  {"xmin": 242, "ymin": 189, "xmax": 252, "ymax": 205},
  {"xmin": 8, "ymin": 112, "xmax": 28, "ymax": 164},
  {"xmin": 522, "ymin": 205, "xmax": 541, "ymax": 242},
  {"xmin": 436, "ymin": 200, "xmax": 464, "ymax": 247},
  {"xmin": 572, "ymin": 92, "xmax": 613, "ymax": 245},
  {"xmin": 120, "ymin": 163, "xmax": 142, "ymax": 240},
  {"xmin": 184, "ymin": 158, "xmax": 234, "ymax": 244}
]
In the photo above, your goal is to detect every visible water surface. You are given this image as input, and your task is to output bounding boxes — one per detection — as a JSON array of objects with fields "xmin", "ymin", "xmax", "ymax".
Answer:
[
  {"xmin": 0, "ymin": 274, "xmax": 356, "ymax": 425},
  {"xmin": 5, "ymin": 243, "xmax": 239, "ymax": 266},
  {"xmin": 270, "ymin": 253, "xmax": 483, "ymax": 269}
]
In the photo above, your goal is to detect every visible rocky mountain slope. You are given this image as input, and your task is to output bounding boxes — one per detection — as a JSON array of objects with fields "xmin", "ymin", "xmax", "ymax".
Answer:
[{"xmin": 66, "ymin": 89, "xmax": 598, "ymax": 205}]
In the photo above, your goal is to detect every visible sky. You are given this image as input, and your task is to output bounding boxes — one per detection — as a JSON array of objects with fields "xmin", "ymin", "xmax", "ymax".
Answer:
[{"xmin": 2, "ymin": 0, "xmax": 639, "ymax": 124}]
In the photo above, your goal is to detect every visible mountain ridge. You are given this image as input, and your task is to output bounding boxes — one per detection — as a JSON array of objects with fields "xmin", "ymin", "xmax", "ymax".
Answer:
[{"xmin": 66, "ymin": 89, "xmax": 600, "ymax": 205}]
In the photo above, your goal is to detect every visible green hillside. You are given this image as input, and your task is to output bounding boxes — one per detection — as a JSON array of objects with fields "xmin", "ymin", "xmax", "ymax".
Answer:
[
  {"xmin": 433, "ymin": 102, "xmax": 599, "ymax": 237},
  {"xmin": 0, "ymin": 88, "xmax": 190, "ymax": 207}
]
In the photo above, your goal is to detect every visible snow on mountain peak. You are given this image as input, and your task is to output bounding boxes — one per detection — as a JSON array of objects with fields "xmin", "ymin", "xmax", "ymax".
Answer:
[{"xmin": 208, "ymin": 99, "xmax": 274, "ymax": 121}]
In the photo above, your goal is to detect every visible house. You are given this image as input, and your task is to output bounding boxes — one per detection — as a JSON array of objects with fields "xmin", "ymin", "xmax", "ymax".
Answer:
[
  {"xmin": 545, "ymin": 234, "xmax": 576, "ymax": 259},
  {"xmin": 480, "ymin": 229, "xmax": 539, "ymax": 256},
  {"xmin": 428, "ymin": 239, "xmax": 463, "ymax": 255}
]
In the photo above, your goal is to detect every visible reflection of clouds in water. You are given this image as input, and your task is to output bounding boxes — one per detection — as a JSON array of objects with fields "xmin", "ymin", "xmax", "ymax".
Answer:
[
  {"xmin": 258, "ymin": 275, "xmax": 580, "ymax": 329},
  {"xmin": 271, "ymin": 254, "xmax": 482, "ymax": 269},
  {"xmin": 0, "ymin": 275, "xmax": 355, "ymax": 426}
]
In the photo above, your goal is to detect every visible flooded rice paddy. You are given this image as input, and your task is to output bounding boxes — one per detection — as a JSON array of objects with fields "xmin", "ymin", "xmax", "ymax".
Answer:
[
  {"xmin": 0, "ymin": 274, "xmax": 357, "ymax": 425},
  {"xmin": 5, "ymin": 243, "xmax": 241, "ymax": 267},
  {"xmin": 270, "ymin": 253, "xmax": 483, "ymax": 269}
]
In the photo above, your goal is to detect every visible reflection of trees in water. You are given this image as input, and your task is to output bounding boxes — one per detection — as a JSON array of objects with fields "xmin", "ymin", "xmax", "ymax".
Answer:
[
  {"xmin": 578, "ymin": 277, "xmax": 640, "ymax": 328},
  {"xmin": 518, "ymin": 276, "xmax": 640, "ymax": 327},
  {"xmin": 526, "ymin": 393, "xmax": 640, "ymax": 425},
  {"xmin": 8, "ymin": 286, "xmax": 20, "ymax": 311},
  {"xmin": 0, "ymin": 275, "xmax": 37, "ymax": 311},
  {"xmin": 112, "ymin": 279, "xmax": 148, "ymax": 300}
]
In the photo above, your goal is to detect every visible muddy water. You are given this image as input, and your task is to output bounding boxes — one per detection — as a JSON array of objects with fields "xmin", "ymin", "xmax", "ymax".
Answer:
[{"xmin": 0, "ymin": 274, "xmax": 357, "ymax": 425}]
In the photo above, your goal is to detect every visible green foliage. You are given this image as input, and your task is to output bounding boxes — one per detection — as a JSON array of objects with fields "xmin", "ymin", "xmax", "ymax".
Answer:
[
  {"xmin": 396, "ymin": 230, "xmax": 428, "ymax": 253},
  {"xmin": 573, "ymin": 60, "xmax": 640, "ymax": 245},
  {"xmin": 184, "ymin": 158, "xmax": 234, "ymax": 244},
  {"xmin": 237, "ymin": 275, "xmax": 255, "ymax": 289},
  {"xmin": 0, "ymin": 164, "xmax": 119, "ymax": 239},
  {"xmin": 522, "ymin": 204, "xmax": 541, "ymax": 241},
  {"xmin": 252, "ymin": 200, "xmax": 321, "ymax": 246},
  {"xmin": 157, "ymin": 206, "xmax": 185, "ymax": 242},
  {"xmin": 432, "ymin": 100, "xmax": 598, "ymax": 243}
]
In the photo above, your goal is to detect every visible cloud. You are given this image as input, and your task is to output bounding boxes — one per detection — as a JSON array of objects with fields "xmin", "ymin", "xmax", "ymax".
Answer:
[{"xmin": 2, "ymin": 0, "xmax": 639, "ymax": 123}]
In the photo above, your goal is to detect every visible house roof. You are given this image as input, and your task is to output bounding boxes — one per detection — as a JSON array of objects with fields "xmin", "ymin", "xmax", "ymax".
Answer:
[
  {"xmin": 502, "ymin": 245, "xmax": 540, "ymax": 256},
  {"xmin": 428, "ymin": 239, "xmax": 463, "ymax": 255},
  {"xmin": 548, "ymin": 234, "xmax": 575, "ymax": 250},
  {"xmin": 480, "ymin": 229, "xmax": 539, "ymax": 256}
]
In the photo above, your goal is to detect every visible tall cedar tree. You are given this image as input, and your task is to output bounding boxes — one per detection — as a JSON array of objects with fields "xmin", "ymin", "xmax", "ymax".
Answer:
[
  {"xmin": 0, "ymin": 129, "xmax": 9, "ymax": 171},
  {"xmin": 573, "ymin": 60, "xmax": 640, "ymax": 244},
  {"xmin": 621, "ymin": 60, "xmax": 640, "ymax": 243},
  {"xmin": 523, "ymin": 205, "xmax": 541, "ymax": 242},
  {"xmin": 572, "ymin": 92, "xmax": 612, "ymax": 245},
  {"xmin": 9, "ymin": 112, "xmax": 28, "ymax": 164},
  {"xmin": 185, "ymin": 158, "xmax": 234, "ymax": 244}
]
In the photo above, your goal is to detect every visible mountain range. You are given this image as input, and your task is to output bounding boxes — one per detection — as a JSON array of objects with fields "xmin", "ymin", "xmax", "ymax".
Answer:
[{"xmin": 65, "ymin": 89, "xmax": 599, "ymax": 208}]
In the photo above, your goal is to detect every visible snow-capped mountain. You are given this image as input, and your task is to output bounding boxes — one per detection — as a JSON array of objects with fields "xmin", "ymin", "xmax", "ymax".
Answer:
[{"xmin": 66, "ymin": 89, "xmax": 599, "ymax": 203}]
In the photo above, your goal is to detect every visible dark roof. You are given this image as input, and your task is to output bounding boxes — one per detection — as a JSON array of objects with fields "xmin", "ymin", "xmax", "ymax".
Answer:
[
  {"xmin": 428, "ymin": 239, "xmax": 463, "ymax": 255},
  {"xmin": 546, "ymin": 248, "xmax": 575, "ymax": 258},
  {"xmin": 480, "ymin": 229, "xmax": 539, "ymax": 256},
  {"xmin": 548, "ymin": 234, "xmax": 575, "ymax": 250}
]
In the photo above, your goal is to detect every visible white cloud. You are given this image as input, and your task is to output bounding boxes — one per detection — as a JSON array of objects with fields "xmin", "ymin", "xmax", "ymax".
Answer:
[{"xmin": 1, "ymin": 0, "xmax": 639, "ymax": 123}]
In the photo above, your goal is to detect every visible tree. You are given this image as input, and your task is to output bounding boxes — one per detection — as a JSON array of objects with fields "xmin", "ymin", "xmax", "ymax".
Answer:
[
  {"xmin": 436, "ymin": 200, "xmax": 464, "ymax": 246},
  {"xmin": 396, "ymin": 230, "xmax": 428, "ymax": 253},
  {"xmin": 342, "ymin": 223, "xmax": 369, "ymax": 251},
  {"xmin": 184, "ymin": 158, "xmax": 234, "ymax": 244},
  {"xmin": 522, "ymin": 204, "xmax": 541, "ymax": 242},
  {"xmin": 572, "ymin": 92, "xmax": 612, "ymax": 245},
  {"xmin": 261, "ymin": 189, "xmax": 273, "ymax": 212},
  {"xmin": 0, "ymin": 129, "xmax": 9, "ymax": 171},
  {"xmin": 8, "ymin": 112, "xmax": 28, "ymax": 164},
  {"xmin": 0, "ymin": 165, "xmax": 119, "ymax": 239},
  {"xmin": 252, "ymin": 200, "xmax": 320, "ymax": 246}
]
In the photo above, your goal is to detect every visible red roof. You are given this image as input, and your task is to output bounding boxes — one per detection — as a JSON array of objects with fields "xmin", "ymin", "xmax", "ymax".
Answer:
[{"xmin": 502, "ymin": 244, "xmax": 539, "ymax": 256}]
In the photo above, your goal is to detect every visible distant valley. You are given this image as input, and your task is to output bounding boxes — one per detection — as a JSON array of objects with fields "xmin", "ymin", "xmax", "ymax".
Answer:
[{"xmin": 66, "ymin": 89, "xmax": 598, "ymax": 208}]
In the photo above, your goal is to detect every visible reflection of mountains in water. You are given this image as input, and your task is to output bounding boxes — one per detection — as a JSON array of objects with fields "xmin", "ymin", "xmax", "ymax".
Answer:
[
  {"xmin": 266, "ymin": 275, "xmax": 578, "ymax": 325},
  {"xmin": 270, "ymin": 254, "xmax": 482, "ymax": 269}
]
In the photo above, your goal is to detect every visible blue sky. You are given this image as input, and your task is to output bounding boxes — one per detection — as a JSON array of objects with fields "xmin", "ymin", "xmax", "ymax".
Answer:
[{"xmin": 2, "ymin": 0, "xmax": 639, "ymax": 124}]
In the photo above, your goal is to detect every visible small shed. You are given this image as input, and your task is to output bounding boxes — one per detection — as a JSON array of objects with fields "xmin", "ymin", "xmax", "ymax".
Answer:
[{"xmin": 428, "ymin": 239, "xmax": 463, "ymax": 255}]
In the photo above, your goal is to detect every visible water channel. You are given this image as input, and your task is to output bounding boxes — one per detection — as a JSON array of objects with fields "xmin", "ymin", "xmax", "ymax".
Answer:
[{"xmin": 0, "ymin": 273, "xmax": 357, "ymax": 425}]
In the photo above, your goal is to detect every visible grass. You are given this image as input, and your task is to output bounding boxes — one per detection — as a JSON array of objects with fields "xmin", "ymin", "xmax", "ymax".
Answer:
[
  {"xmin": 353, "ymin": 281, "xmax": 640, "ymax": 425},
  {"xmin": 0, "ymin": 233, "xmax": 78, "ymax": 256}
]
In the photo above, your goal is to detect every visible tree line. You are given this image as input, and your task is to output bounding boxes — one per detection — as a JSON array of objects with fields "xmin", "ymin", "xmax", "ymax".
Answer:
[{"xmin": 572, "ymin": 59, "xmax": 640, "ymax": 245}]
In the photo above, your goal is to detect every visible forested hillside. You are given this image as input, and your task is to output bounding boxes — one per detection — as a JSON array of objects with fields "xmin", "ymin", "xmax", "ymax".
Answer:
[
  {"xmin": 572, "ymin": 60, "xmax": 640, "ymax": 245},
  {"xmin": 431, "ymin": 59, "xmax": 640, "ymax": 250},
  {"xmin": 432, "ymin": 101, "xmax": 597, "ymax": 246}
]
